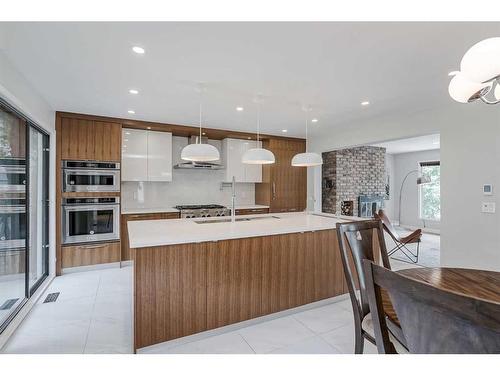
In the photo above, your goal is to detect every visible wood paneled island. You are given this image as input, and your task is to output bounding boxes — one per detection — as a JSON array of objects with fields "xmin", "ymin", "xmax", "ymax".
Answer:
[{"xmin": 128, "ymin": 213, "xmax": 360, "ymax": 351}]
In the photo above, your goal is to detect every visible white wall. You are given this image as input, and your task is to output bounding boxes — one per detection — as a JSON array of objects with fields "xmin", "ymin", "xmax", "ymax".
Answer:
[
  {"xmin": 121, "ymin": 136, "xmax": 256, "ymax": 210},
  {"xmin": 392, "ymin": 149, "xmax": 440, "ymax": 230},
  {"xmin": 309, "ymin": 104, "xmax": 500, "ymax": 271},
  {"xmin": 0, "ymin": 51, "xmax": 56, "ymax": 277}
]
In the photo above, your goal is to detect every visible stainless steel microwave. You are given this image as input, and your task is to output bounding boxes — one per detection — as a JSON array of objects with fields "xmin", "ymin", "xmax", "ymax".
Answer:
[
  {"xmin": 62, "ymin": 160, "xmax": 120, "ymax": 192},
  {"xmin": 0, "ymin": 198, "xmax": 26, "ymax": 250},
  {"xmin": 0, "ymin": 158, "xmax": 26, "ymax": 193},
  {"xmin": 62, "ymin": 197, "xmax": 120, "ymax": 245}
]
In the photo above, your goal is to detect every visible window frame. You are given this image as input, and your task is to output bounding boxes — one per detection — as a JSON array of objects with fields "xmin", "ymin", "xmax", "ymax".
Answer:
[{"xmin": 418, "ymin": 159, "xmax": 441, "ymax": 222}]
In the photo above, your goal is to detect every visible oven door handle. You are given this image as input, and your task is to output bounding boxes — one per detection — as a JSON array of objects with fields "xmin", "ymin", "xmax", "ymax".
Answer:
[{"xmin": 63, "ymin": 204, "xmax": 120, "ymax": 212}]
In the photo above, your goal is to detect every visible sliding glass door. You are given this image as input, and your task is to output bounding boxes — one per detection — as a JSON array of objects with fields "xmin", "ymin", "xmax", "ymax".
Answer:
[{"xmin": 0, "ymin": 99, "xmax": 49, "ymax": 332}]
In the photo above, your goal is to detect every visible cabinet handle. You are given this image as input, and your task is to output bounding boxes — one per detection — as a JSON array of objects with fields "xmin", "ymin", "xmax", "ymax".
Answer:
[
  {"xmin": 81, "ymin": 244, "xmax": 108, "ymax": 249},
  {"xmin": 272, "ymin": 182, "xmax": 276, "ymax": 200}
]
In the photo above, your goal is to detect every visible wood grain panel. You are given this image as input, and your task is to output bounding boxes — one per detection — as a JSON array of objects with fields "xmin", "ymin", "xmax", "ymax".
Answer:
[
  {"xmin": 121, "ymin": 212, "xmax": 180, "ymax": 261},
  {"xmin": 206, "ymin": 237, "xmax": 263, "ymax": 329},
  {"xmin": 61, "ymin": 241, "xmax": 120, "ymax": 268},
  {"xmin": 132, "ymin": 243, "xmax": 208, "ymax": 348},
  {"xmin": 61, "ymin": 117, "xmax": 95, "ymax": 160},
  {"xmin": 94, "ymin": 121, "xmax": 122, "ymax": 161}
]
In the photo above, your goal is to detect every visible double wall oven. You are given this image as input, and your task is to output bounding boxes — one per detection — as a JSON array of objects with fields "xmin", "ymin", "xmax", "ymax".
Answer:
[{"xmin": 62, "ymin": 160, "xmax": 121, "ymax": 245}]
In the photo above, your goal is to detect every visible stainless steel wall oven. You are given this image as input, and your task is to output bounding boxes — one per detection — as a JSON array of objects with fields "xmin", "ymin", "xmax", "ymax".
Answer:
[
  {"xmin": 62, "ymin": 161, "xmax": 120, "ymax": 192},
  {"xmin": 62, "ymin": 197, "xmax": 120, "ymax": 244}
]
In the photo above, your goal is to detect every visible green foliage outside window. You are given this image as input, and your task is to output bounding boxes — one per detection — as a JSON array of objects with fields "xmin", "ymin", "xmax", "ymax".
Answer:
[{"xmin": 420, "ymin": 164, "xmax": 440, "ymax": 221}]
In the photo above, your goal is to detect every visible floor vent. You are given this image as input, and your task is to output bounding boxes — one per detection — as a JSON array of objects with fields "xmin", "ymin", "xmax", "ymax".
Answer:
[
  {"xmin": 0, "ymin": 298, "xmax": 19, "ymax": 310},
  {"xmin": 43, "ymin": 292, "xmax": 60, "ymax": 303}
]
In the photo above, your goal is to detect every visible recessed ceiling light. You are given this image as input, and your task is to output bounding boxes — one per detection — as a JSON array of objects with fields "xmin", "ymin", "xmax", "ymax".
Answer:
[
  {"xmin": 128, "ymin": 110, "xmax": 135, "ymax": 114},
  {"xmin": 129, "ymin": 89, "xmax": 139, "ymax": 95},
  {"xmin": 361, "ymin": 101, "xmax": 370, "ymax": 106},
  {"xmin": 448, "ymin": 71, "xmax": 459, "ymax": 76},
  {"xmin": 132, "ymin": 46, "xmax": 145, "ymax": 54},
  {"xmin": 282, "ymin": 129, "xmax": 288, "ymax": 133},
  {"xmin": 236, "ymin": 106, "xmax": 244, "ymax": 111},
  {"xmin": 311, "ymin": 118, "xmax": 318, "ymax": 123}
]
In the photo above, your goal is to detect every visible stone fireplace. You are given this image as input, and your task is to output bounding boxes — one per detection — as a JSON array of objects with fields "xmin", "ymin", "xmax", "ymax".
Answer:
[{"xmin": 322, "ymin": 146, "xmax": 386, "ymax": 216}]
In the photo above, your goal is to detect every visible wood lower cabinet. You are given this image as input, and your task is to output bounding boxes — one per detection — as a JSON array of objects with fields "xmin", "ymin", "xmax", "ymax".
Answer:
[
  {"xmin": 61, "ymin": 241, "xmax": 121, "ymax": 269},
  {"xmin": 133, "ymin": 242, "xmax": 208, "ymax": 350},
  {"xmin": 121, "ymin": 212, "xmax": 180, "ymax": 261},
  {"xmin": 235, "ymin": 207, "xmax": 269, "ymax": 215},
  {"xmin": 132, "ymin": 229, "xmax": 345, "ymax": 349},
  {"xmin": 255, "ymin": 138, "xmax": 307, "ymax": 213},
  {"xmin": 60, "ymin": 117, "xmax": 121, "ymax": 161}
]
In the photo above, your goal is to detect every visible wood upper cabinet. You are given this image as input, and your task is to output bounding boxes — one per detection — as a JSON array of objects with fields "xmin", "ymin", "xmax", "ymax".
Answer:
[
  {"xmin": 255, "ymin": 138, "xmax": 307, "ymax": 213},
  {"xmin": 60, "ymin": 117, "xmax": 121, "ymax": 161}
]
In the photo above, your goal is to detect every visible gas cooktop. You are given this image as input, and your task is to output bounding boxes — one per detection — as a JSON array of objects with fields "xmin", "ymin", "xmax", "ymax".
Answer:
[{"xmin": 175, "ymin": 204, "xmax": 229, "ymax": 218}]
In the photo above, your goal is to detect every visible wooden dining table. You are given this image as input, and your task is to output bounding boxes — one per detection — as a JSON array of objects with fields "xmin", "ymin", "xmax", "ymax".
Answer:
[{"xmin": 381, "ymin": 267, "xmax": 500, "ymax": 326}]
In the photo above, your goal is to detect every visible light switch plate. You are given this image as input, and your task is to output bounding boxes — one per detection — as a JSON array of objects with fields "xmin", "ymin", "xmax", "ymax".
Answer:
[{"xmin": 481, "ymin": 202, "xmax": 496, "ymax": 214}]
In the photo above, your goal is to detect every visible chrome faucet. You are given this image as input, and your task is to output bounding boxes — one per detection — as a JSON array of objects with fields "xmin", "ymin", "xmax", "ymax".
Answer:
[{"xmin": 231, "ymin": 175, "xmax": 236, "ymax": 222}]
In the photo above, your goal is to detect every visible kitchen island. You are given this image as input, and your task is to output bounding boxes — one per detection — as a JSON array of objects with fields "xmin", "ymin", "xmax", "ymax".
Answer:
[{"xmin": 128, "ymin": 212, "xmax": 369, "ymax": 350}]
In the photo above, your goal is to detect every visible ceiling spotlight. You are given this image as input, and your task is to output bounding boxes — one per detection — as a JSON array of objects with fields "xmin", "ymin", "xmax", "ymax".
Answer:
[
  {"xmin": 129, "ymin": 89, "xmax": 139, "ymax": 94},
  {"xmin": 361, "ymin": 101, "xmax": 370, "ymax": 106},
  {"xmin": 127, "ymin": 110, "xmax": 135, "ymax": 114},
  {"xmin": 132, "ymin": 46, "xmax": 145, "ymax": 54},
  {"xmin": 282, "ymin": 129, "xmax": 288, "ymax": 133},
  {"xmin": 236, "ymin": 106, "xmax": 244, "ymax": 111},
  {"xmin": 311, "ymin": 118, "xmax": 318, "ymax": 123},
  {"xmin": 448, "ymin": 71, "xmax": 459, "ymax": 77}
]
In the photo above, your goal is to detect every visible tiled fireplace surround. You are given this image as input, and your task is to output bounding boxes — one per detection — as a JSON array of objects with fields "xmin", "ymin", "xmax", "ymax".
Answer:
[{"xmin": 322, "ymin": 146, "xmax": 386, "ymax": 216}]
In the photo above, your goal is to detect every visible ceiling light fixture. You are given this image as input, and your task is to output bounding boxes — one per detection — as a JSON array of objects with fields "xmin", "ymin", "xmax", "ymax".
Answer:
[
  {"xmin": 448, "ymin": 71, "xmax": 459, "ymax": 77},
  {"xmin": 128, "ymin": 110, "xmax": 135, "ymax": 114},
  {"xmin": 181, "ymin": 84, "xmax": 220, "ymax": 162},
  {"xmin": 449, "ymin": 37, "xmax": 500, "ymax": 105},
  {"xmin": 129, "ymin": 89, "xmax": 139, "ymax": 95},
  {"xmin": 291, "ymin": 107, "xmax": 323, "ymax": 167},
  {"xmin": 361, "ymin": 101, "xmax": 370, "ymax": 106},
  {"xmin": 282, "ymin": 129, "xmax": 288, "ymax": 133},
  {"xmin": 132, "ymin": 46, "xmax": 145, "ymax": 54},
  {"xmin": 236, "ymin": 106, "xmax": 244, "ymax": 111},
  {"xmin": 311, "ymin": 118, "xmax": 318, "ymax": 123},
  {"xmin": 242, "ymin": 97, "xmax": 275, "ymax": 165}
]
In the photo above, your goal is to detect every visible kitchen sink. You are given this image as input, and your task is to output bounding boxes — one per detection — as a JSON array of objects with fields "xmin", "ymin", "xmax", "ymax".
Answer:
[{"xmin": 194, "ymin": 216, "xmax": 280, "ymax": 224}]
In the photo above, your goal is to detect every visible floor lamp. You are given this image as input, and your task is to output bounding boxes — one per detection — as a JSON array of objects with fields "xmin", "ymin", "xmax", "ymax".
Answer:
[{"xmin": 398, "ymin": 170, "xmax": 431, "ymax": 226}]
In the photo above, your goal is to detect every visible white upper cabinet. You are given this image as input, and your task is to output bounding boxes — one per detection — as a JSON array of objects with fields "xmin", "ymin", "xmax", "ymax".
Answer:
[
  {"xmin": 222, "ymin": 138, "xmax": 262, "ymax": 183},
  {"xmin": 147, "ymin": 131, "xmax": 172, "ymax": 181},
  {"xmin": 121, "ymin": 129, "xmax": 172, "ymax": 182}
]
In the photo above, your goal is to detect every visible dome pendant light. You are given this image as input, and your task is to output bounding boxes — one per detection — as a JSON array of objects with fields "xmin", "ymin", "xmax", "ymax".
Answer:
[
  {"xmin": 291, "ymin": 107, "xmax": 323, "ymax": 167},
  {"xmin": 242, "ymin": 98, "xmax": 275, "ymax": 165},
  {"xmin": 181, "ymin": 85, "xmax": 220, "ymax": 162}
]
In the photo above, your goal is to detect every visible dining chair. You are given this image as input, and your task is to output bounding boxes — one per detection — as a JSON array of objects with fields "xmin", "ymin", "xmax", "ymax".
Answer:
[
  {"xmin": 374, "ymin": 209, "xmax": 422, "ymax": 264},
  {"xmin": 363, "ymin": 260, "xmax": 500, "ymax": 354},
  {"xmin": 336, "ymin": 219, "xmax": 407, "ymax": 354}
]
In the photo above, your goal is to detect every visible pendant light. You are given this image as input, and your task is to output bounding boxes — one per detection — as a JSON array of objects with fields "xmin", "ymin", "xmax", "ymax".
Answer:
[
  {"xmin": 181, "ymin": 85, "xmax": 220, "ymax": 162},
  {"xmin": 242, "ymin": 98, "xmax": 275, "ymax": 165},
  {"xmin": 291, "ymin": 107, "xmax": 323, "ymax": 167}
]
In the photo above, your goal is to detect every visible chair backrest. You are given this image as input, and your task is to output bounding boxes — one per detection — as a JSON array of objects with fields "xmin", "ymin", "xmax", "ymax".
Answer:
[
  {"xmin": 374, "ymin": 209, "xmax": 401, "ymax": 242},
  {"xmin": 363, "ymin": 260, "xmax": 500, "ymax": 354},
  {"xmin": 336, "ymin": 219, "xmax": 391, "ymax": 324}
]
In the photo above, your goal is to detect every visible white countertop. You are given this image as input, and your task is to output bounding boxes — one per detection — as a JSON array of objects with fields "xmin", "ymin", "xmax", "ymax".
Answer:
[
  {"xmin": 235, "ymin": 204, "xmax": 269, "ymax": 210},
  {"xmin": 121, "ymin": 207, "xmax": 179, "ymax": 214},
  {"xmin": 128, "ymin": 212, "xmax": 360, "ymax": 248}
]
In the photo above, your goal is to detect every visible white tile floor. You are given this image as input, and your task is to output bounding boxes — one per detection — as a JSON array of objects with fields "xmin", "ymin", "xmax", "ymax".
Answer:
[{"xmin": 1, "ymin": 258, "xmax": 418, "ymax": 354}]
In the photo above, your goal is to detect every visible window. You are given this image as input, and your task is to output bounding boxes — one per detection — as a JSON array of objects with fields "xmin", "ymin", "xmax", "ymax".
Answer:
[
  {"xmin": 419, "ymin": 161, "xmax": 440, "ymax": 221},
  {"xmin": 0, "ymin": 98, "xmax": 49, "ymax": 333}
]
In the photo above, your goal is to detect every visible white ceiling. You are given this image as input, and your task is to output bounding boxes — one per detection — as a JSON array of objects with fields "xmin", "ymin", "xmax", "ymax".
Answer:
[
  {"xmin": 372, "ymin": 134, "xmax": 440, "ymax": 154},
  {"xmin": 1, "ymin": 22, "xmax": 499, "ymax": 138}
]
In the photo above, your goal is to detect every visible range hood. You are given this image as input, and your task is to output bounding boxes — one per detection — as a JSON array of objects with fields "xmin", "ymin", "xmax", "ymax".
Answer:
[{"xmin": 174, "ymin": 136, "xmax": 224, "ymax": 170}]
